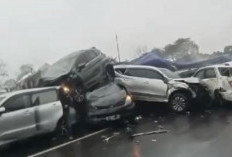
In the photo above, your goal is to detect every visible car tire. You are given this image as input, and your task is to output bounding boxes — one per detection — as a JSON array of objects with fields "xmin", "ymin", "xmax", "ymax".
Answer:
[{"xmin": 169, "ymin": 93, "xmax": 190, "ymax": 113}]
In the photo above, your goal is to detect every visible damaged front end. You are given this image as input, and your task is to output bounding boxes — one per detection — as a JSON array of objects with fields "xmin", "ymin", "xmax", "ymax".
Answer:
[
  {"xmin": 86, "ymin": 83, "xmax": 135, "ymax": 124},
  {"xmin": 170, "ymin": 78, "xmax": 212, "ymax": 106}
]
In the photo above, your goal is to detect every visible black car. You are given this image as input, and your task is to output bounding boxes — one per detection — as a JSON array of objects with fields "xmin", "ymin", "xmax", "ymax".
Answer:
[
  {"xmin": 85, "ymin": 82, "xmax": 135, "ymax": 124},
  {"xmin": 40, "ymin": 47, "xmax": 114, "ymax": 103}
]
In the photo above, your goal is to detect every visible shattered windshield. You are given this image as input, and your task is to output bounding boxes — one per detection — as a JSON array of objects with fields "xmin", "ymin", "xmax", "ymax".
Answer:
[
  {"xmin": 42, "ymin": 51, "xmax": 81, "ymax": 79},
  {"xmin": 218, "ymin": 67, "xmax": 232, "ymax": 77},
  {"xmin": 159, "ymin": 68, "xmax": 180, "ymax": 79}
]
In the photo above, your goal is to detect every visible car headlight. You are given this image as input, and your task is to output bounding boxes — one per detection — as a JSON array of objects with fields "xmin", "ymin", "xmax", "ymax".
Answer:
[
  {"xmin": 126, "ymin": 95, "xmax": 132, "ymax": 102},
  {"xmin": 63, "ymin": 86, "xmax": 71, "ymax": 94}
]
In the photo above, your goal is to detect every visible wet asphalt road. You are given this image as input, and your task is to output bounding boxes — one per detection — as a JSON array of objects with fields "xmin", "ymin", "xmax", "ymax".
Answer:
[{"xmin": 2, "ymin": 103, "xmax": 232, "ymax": 157}]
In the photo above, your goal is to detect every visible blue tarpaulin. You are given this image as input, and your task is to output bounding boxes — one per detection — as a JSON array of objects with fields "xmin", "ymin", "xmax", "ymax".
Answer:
[{"xmin": 132, "ymin": 50, "xmax": 176, "ymax": 71}]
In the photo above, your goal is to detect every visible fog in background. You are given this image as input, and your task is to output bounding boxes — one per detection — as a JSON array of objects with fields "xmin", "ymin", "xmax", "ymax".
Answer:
[{"xmin": 1, "ymin": 0, "xmax": 232, "ymax": 77}]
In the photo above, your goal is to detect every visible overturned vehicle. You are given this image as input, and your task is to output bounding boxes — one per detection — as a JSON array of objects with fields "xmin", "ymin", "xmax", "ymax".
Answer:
[
  {"xmin": 39, "ymin": 47, "xmax": 114, "ymax": 103},
  {"xmin": 114, "ymin": 65, "xmax": 210, "ymax": 112}
]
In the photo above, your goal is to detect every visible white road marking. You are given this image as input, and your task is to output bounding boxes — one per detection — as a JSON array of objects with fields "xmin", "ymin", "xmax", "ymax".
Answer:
[{"xmin": 28, "ymin": 128, "xmax": 109, "ymax": 157}]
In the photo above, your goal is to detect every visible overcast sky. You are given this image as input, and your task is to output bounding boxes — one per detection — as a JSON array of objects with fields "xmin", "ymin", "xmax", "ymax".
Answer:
[{"xmin": 1, "ymin": 0, "xmax": 232, "ymax": 78}]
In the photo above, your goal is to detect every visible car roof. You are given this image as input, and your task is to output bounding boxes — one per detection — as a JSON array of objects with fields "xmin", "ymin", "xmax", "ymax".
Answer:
[
  {"xmin": 0, "ymin": 86, "xmax": 60, "ymax": 100},
  {"xmin": 42, "ymin": 48, "xmax": 101, "ymax": 81}
]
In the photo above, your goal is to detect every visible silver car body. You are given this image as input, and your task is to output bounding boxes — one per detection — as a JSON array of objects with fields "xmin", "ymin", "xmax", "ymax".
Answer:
[
  {"xmin": 192, "ymin": 65, "xmax": 232, "ymax": 102},
  {"xmin": 0, "ymin": 87, "xmax": 63, "ymax": 146},
  {"xmin": 114, "ymin": 65, "xmax": 196, "ymax": 103}
]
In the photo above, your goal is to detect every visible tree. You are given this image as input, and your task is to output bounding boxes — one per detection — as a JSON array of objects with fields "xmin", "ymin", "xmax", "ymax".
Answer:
[
  {"xmin": 17, "ymin": 64, "xmax": 34, "ymax": 80},
  {"xmin": 164, "ymin": 38, "xmax": 199, "ymax": 60},
  {"xmin": 4, "ymin": 79, "xmax": 16, "ymax": 91},
  {"xmin": 224, "ymin": 46, "xmax": 232, "ymax": 53},
  {"xmin": 0, "ymin": 59, "xmax": 7, "ymax": 77}
]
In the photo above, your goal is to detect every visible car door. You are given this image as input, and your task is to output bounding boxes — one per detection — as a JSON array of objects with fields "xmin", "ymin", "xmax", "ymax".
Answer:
[
  {"xmin": 0, "ymin": 94, "xmax": 36, "ymax": 142},
  {"xmin": 194, "ymin": 68, "xmax": 218, "ymax": 96},
  {"xmin": 32, "ymin": 89, "xmax": 63, "ymax": 132},
  {"xmin": 122, "ymin": 68, "xmax": 151, "ymax": 98},
  {"xmin": 142, "ymin": 69, "xmax": 168, "ymax": 100}
]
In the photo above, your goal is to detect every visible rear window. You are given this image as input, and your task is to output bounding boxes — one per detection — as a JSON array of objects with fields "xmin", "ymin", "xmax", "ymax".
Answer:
[
  {"xmin": 218, "ymin": 67, "xmax": 232, "ymax": 77},
  {"xmin": 32, "ymin": 90, "xmax": 58, "ymax": 106}
]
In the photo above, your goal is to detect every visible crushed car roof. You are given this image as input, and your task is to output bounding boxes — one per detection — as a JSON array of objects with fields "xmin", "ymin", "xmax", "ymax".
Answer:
[{"xmin": 42, "ymin": 48, "xmax": 101, "ymax": 80}]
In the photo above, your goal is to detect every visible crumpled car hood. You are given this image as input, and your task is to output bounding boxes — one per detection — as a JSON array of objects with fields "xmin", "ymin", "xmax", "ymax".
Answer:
[{"xmin": 86, "ymin": 83, "xmax": 126, "ymax": 108}]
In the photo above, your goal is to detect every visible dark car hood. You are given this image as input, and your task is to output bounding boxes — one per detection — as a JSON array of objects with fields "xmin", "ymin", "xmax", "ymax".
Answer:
[
  {"xmin": 42, "ymin": 51, "xmax": 83, "ymax": 81},
  {"xmin": 86, "ymin": 83, "xmax": 126, "ymax": 108}
]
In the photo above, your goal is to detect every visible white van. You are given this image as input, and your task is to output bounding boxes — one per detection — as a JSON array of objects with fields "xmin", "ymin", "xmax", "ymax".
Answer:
[{"xmin": 0, "ymin": 87, "xmax": 64, "ymax": 146}]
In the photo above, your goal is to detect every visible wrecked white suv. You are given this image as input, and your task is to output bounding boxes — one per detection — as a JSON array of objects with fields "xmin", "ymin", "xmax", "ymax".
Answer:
[
  {"xmin": 192, "ymin": 65, "xmax": 232, "ymax": 105},
  {"xmin": 114, "ymin": 65, "xmax": 206, "ymax": 112}
]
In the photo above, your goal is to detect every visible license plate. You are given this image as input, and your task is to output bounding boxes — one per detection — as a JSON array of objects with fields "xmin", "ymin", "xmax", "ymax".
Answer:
[{"xmin": 106, "ymin": 114, "xmax": 121, "ymax": 121}]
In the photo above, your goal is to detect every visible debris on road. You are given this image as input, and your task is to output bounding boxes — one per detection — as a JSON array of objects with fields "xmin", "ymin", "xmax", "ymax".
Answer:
[
  {"xmin": 131, "ymin": 129, "xmax": 168, "ymax": 137},
  {"xmin": 135, "ymin": 115, "xmax": 143, "ymax": 121},
  {"xmin": 103, "ymin": 132, "xmax": 120, "ymax": 143},
  {"xmin": 157, "ymin": 125, "xmax": 164, "ymax": 130},
  {"xmin": 154, "ymin": 120, "xmax": 158, "ymax": 123},
  {"xmin": 101, "ymin": 135, "xmax": 108, "ymax": 139},
  {"xmin": 152, "ymin": 139, "xmax": 157, "ymax": 142}
]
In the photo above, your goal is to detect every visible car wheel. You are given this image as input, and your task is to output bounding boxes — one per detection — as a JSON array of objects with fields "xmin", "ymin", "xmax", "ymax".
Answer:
[{"xmin": 169, "ymin": 93, "xmax": 189, "ymax": 113}]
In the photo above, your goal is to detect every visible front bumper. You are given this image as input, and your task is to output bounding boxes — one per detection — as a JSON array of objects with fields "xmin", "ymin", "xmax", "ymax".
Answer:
[
  {"xmin": 220, "ymin": 90, "xmax": 232, "ymax": 102},
  {"xmin": 86, "ymin": 100, "xmax": 135, "ymax": 124}
]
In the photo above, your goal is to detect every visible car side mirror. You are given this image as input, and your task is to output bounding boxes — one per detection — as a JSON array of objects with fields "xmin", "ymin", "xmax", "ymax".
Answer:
[
  {"xmin": 77, "ymin": 63, "xmax": 86, "ymax": 71},
  {"xmin": 0, "ymin": 107, "xmax": 6, "ymax": 113}
]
